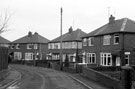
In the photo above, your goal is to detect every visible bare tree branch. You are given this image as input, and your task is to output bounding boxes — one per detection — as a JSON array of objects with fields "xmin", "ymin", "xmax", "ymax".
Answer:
[{"xmin": 0, "ymin": 10, "xmax": 12, "ymax": 34}]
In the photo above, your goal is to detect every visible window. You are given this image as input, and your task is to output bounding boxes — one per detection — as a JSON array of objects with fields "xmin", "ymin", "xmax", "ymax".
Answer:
[
  {"xmin": 78, "ymin": 42, "xmax": 82, "ymax": 49},
  {"xmin": 125, "ymin": 52, "xmax": 130, "ymax": 66},
  {"xmin": 52, "ymin": 54, "xmax": 59, "ymax": 60},
  {"xmin": 83, "ymin": 38, "xmax": 87, "ymax": 46},
  {"xmin": 116, "ymin": 57, "xmax": 120, "ymax": 66},
  {"xmin": 114, "ymin": 35, "xmax": 119, "ymax": 44},
  {"xmin": 10, "ymin": 44, "xmax": 14, "ymax": 49},
  {"xmin": 100, "ymin": 53, "xmax": 112, "ymax": 66},
  {"xmin": 34, "ymin": 44, "xmax": 38, "ymax": 49},
  {"xmin": 25, "ymin": 53, "xmax": 33, "ymax": 60},
  {"xmin": 103, "ymin": 35, "xmax": 111, "ymax": 45},
  {"xmin": 16, "ymin": 44, "xmax": 20, "ymax": 49},
  {"xmin": 88, "ymin": 37, "xmax": 94, "ymax": 46},
  {"xmin": 14, "ymin": 52, "xmax": 22, "ymax": 60},
  {"xmin": 72, "ymin": 42, "xmax": 77, "ymax": 49},
  {"xmin": 87, "ymin": 53, "xmax": 96, "ymax": 64},
  {"xmin": 54, "ymin": 43, "xmax": 60, "ymax": 49},
  {"xmin": 27, "ymin": 44, "xmax": 33, "ymax": 49}
]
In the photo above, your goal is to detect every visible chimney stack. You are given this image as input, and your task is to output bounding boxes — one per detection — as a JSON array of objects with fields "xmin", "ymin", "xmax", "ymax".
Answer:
[
  {"xmin": 109, "ymin": 15, "xmax": 115, "ymax": 24},
  {"xmin": 28, "ymin": 31, "xmax": 32, "ymax": 37},
  {"xmin": 69, "ymin": 26, "xmax": 73, "ymax": 33}
]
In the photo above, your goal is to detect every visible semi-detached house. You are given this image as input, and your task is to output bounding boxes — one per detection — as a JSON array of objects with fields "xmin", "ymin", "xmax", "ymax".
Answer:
[
  {"xmin": 47, "ymin": 27, "xmax": 87, "ymax": 64},
  {"xmin": 9, "ymin": 31, "xmax": 49, "ymax": 61},
  {"xmin": 82, "ymin": 15, "xmax": 135, "ymax": 67}
]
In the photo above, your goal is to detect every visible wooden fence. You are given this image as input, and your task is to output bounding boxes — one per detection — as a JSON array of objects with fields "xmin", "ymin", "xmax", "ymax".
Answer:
[{"xmin": 0, "ymin": 47, "xmax": 8, "ymax": 71}]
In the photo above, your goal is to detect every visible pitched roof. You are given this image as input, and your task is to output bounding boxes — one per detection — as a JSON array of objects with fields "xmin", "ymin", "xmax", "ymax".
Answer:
[
  {"xmin": 12, "ymin": 32, "xmax": 50, "ymax": 43},
  {"xmin": 0, "ymin": 36, "xmax": 10, "ymax": 43},
  {"xmin": 82, "ymin": 17, "xmax": 135, "ymax": 38},
  {"xmin": 50, "ymin": 28, "xmax": 87, "ymax": 42}
]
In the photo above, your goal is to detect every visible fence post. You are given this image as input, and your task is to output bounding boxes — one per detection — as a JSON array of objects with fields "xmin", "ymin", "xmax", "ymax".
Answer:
[{"xmin": 121, "ymin": 66, "xmax": 132, "ymax": 89}]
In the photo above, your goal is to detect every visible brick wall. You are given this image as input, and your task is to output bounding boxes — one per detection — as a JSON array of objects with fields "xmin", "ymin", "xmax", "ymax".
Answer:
[{"xmin": 82, "ymin": 67, "xmax": 122, "ymax": 89}]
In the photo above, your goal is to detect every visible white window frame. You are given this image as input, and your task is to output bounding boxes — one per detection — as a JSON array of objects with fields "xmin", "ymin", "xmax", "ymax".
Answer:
[
  {"xmin": 100, "ymin": 53, "xmax": 112, "ymax": 66},
  {"xmin": 116, "ymin": 57, "xmax": 120, "ymax": 66},
  {"xmin": 25, "ymin": 53, "xmax": 33, "ymax": 60},
  {"xmin": 72, "ymin": 42, "xmax": 77, "ymax": 49},
  {"xmin": 125, "ymin": 52, "xmax": 130, "ymax": 66},
  {"xmin": 14, "ymin": 52, "xmax": 22, "ymax": 60},
  {"xmin": 83, "ymin": 38, "xmax": 87, "ymax": 46},
  {"xmin": 103, "ymin": 35, "xmax": 111, "ymax": 45},
  {"xmin": 34, "ymin": 44, "xmax": 38, "ymax": 49},
  {"xmin": 87, "ymin": 53, "xmax": 96, "ymax": 64},
  {"xmin": 27, "ymin": 44, "xmax": 33, "ymax": 49},
  {"xmin": 88, "ymin": 37, "xmax": 94, "ymax": 46},
  {"xmin": 11, "ymin": 44, "xmax": 14, "ymax": 49},
  {"xmin": 16, "ymin": 44, "xmax": 20, "ymax": 49},
  {"xmin": 114, "ymin": 35, "xmax": 119, "ymax": 44}
]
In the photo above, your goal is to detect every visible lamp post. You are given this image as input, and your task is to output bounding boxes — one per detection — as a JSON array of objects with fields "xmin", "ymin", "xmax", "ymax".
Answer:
[{"xmin": 60, "ymin": 7, "xmax": 63, "ymax": 70}]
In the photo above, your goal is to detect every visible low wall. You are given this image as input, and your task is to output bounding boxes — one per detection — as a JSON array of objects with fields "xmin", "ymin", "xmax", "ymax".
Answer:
[{"xmin": 82, "ymin": 67, "xmax": 122, "ymax": 89}]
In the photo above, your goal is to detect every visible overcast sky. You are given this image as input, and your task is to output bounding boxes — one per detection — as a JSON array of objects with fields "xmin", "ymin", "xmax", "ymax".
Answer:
[{"xmin": 0, "ymin": 0, "xmax": 135, "ymax": 41}]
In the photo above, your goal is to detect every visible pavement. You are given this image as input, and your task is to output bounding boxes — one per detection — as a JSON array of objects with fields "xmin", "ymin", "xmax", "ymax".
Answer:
[
  {"xmin": 0, "ymin": 67, "xmax": 110, "ymax": 89},
  {"xmin": 67, "ymin": 73, "xmax": 111, "ymax": 89}
]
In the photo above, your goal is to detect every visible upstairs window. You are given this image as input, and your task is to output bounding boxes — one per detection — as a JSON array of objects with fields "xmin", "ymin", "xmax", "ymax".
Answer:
[
  {"xmin": 103, "ymin": 35, "xmax": 111, "ymax": 45},
  {"xmin": 72, "ymin": 42, "xmax": 77, "ymax": 49},
  {"xmin": 114, "ymin": 35, "xmax": 119, "ymax": 44},
  {"xmin": 16, "ymin": 44, "xmax": 20, "ymax": 49},
  {"xmin": 83, "ymin": 38, "xmax": 87, "ymax": 46},
  {"xmin": 34, "ymin": 44, "xmax": 38, "ymax": 49},
  {"xmin": 88, "ymin": 37, "xmax": 94, "ymax": 46},
  {"xmin": 10, "ymin": 44, "xmax": 14, "ymax": 49},
  {"xmin": 27, "ymin": 44, "xmax": 33, "ymax": 49}
]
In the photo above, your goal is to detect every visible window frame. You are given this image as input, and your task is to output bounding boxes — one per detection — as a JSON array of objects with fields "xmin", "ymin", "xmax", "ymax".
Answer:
[
  {"xmin": 114, "ymin": 34, "xmax": 119, "ymax": 45},
  {"xmin": 27, "ymin": 44, "xmax": 33, "ymax": 49},
  {"xmin": 83, "ymin": 38, "xmax": 87, "ymax": 46},
  {"xmin": 88, "ymin": 37, "xmax": 94, "ymax": 46},
  {"xmin": 100, "ymin": 53, "xmax": 112, "ymax": 66},
  {"xmin": 87, "ymin": 53, "xmax": 96, "ymax": 64},
  {"xmin": 103, "ymin": 35, "xmax": 111, "ymax": 45}
]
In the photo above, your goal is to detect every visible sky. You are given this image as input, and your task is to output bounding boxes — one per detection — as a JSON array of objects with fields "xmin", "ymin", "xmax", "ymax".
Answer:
[{"xmin": 0, "ymin": 0, "xmax": 135, "ymax": 41}]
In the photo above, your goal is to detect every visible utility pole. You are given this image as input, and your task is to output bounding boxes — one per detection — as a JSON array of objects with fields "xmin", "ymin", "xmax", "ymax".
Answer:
[{"xmin": 60, "ymin": 7, "xmax": 63, "ymax": 70}]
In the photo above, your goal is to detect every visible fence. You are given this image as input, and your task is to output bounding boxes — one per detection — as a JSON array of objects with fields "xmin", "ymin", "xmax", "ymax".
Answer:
[{"xmin": 0, "ymin": 47, "xmax": 8, "ymax": 71}]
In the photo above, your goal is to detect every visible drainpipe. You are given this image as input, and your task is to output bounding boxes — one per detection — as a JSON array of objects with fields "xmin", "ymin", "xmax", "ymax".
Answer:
[{"xmin": 121, "ymin": 32, "xmax": 125, "ymax": 66}]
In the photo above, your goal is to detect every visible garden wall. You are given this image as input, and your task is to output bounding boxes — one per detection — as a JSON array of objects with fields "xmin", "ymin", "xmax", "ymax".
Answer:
[{"xmin": 82, "ymin": 67, "xmax": 122, "ymax": 89}]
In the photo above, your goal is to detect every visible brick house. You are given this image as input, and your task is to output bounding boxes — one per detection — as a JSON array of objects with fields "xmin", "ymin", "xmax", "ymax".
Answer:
[
  {"xmin": 47, "ymin": 27, "xmax": 87, "ymax": 64},
  {"xmin": 9, "ymin": 31, "xmax": 49, "ymax": 61},
  {"xmin": 82, "ymin": 15, "xmax": 135, "ymax": 66}
]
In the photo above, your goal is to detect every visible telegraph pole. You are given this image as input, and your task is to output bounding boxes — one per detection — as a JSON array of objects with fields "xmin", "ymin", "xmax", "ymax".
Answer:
[{"xmin": 60, "ymin": 7, "xmax": 63, "ymax": 70}]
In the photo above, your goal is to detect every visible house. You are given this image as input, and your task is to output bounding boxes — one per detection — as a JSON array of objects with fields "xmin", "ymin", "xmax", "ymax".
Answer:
[
  {"xmin": 82, "ymin": 15, "xmax": 135, "ymax": 67},
  {"xmin": 9, "ymin": 31, "xmax": 49, "ymax": 61},
  {"xmin": 47, "ymin": 27, "xmax": 87, "ymax": 64}
]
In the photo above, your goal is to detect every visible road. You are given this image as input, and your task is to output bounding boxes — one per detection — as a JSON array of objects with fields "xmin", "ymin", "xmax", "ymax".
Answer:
[{"xmin": 9, "ymin": 65, "xmax": 90, "ymax": 89}]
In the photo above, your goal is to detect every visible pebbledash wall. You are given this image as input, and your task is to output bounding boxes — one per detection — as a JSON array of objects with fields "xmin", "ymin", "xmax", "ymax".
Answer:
[
  {"xmin": 0, "ymin": 47, "xmax": 8, "ymax": 71},
  {"xmin": 82, "ymin": 67, "xmax": 122, "ymax": 89}
]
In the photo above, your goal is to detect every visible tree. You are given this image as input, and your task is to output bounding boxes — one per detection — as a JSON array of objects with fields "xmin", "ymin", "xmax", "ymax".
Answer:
[
  {"xmin": 0, "ymin": 10, "xmax": 12, "ymax": 34},
  {"xmin": 64, "ymin": 55, "xmax": 69, "ymax": 67}
]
